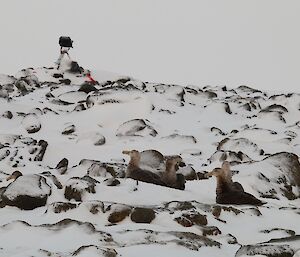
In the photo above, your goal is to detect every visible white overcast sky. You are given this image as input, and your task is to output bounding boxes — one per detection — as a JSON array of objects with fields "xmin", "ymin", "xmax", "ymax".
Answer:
[{"xmin": 0, "ymin": 0, "xmax": 299, "ymax": 91}]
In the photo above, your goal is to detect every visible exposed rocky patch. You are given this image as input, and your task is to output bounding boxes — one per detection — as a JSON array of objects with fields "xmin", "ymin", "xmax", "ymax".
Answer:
[
  {"xmin": 55, "ymin": 158, "xmax": 69, "ymax": 174},
  {"xmin": 87, "ymin": 162, "xmax": 117, "ymax": 178},
  {"xmin": 108, "ymin": 204, "xmax": 132, "ymax": 223},
  {"xmin": 34, "ymin": 140, "xmax": 48, "ymax": 161},
  {"xmin": 72, "ymin": 245, "xmax": 117, "ymax": 257},
  {"xmin": 78, "ymin": 82, "xmax": 98, "ymax": 93},
  {"xmin": 175, "ymin": 210, "xmax": 207, "ymax": 227},
  {"xmin": 2, "ymin": 110, "xmax": 13, "ymax": 119},
  {"xmin": 0, "ymin": 135, "xmax": 49, "ymax": 165},
  {"xmin": 64, "ymin": 176, "xmax": 97, "ymax": 201},
  {"xmin": 116, "ymin": 119, "xmax": 157, "ymax": 137},
  {"xmin": 217, "ymin": 137, "xmax": 264, "ymax": 160},
  {"xmin": 162, "ymin": 133, "xmax": 197, "ymax": 144},
  {"xmin": 208, "ymin": 150, "xmax": 253, "ymax": 164},
  {"xmin": 47, "ymin": 201, "xmax": 78, "ymax": 213},
  {"xmin": 62, "ymin": 124, "xmax": 76, "ymax": 135},
  {"xmin": 242, "ymin": 152, "xmax": 300, "ymax": 200},
  {"xmin": 104, "ymin": 178, "xmax": 120, "ymax": 186},
  {"xmin": 236, "ymin": 244, "xmax": 294, "ymax": 257},
  {"xmin": 260, "ymin": 104, "xmax": 288, "ymax": 114}
]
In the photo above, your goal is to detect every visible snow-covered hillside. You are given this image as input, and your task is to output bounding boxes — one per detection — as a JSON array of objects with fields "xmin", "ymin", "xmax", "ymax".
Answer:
[{"xmin": 0, "ymin": 58, "xmax": 299, "ymax": 257}]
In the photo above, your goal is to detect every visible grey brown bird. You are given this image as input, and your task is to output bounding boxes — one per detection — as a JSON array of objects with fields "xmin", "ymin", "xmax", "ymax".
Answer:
[
  {"xmin": 6, "ymin": 170, "xmax": 23, "ymax": 181},
  {"xmin": 162, "ymin": 156, "xmax": 185, "ymax": 190},
  {"xmin": 122, "ymin": 150, "xmax": 166, "ymax": 186},
  {"xmin": 206, "ymin": 161, "xmax": 264, "ymax": 206}
]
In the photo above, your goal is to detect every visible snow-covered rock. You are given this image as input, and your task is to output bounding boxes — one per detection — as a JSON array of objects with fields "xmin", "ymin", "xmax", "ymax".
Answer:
[
  {"xmin": 64, "ymin": 176, "xmax": 97, "ymax": 201},
  {"xmin": 22, "ymin": 113, "xmax": 41, "ymax": 134},
  {"xmin": 116, "ymin": 119, "xmax": 157, "ymax": 137},
  {"xmin": 1, "ymin": 175, "xmax": 51, "ymax": 210}
]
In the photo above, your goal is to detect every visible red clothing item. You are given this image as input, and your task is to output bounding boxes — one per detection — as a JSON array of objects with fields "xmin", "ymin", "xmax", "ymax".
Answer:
[{"xmin": 86, "ymin": 73, "xmax": 96, "ymax": 83}]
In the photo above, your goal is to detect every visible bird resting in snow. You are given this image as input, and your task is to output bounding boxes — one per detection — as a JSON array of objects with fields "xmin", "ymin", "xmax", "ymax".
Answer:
[
  {"xmin": 206, "ymin": 161, "xmax": 264, "ymax": 206},
  {"xmin": 122, "ymin": 150, "xmax": 166, "ymax": 186},
  {"xmin": 162, "ymin": 156, "xmax": 186, "ymax": 190}
]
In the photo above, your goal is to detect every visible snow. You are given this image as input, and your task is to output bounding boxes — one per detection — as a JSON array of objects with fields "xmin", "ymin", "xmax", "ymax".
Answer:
[
  {"xmin": 0, "ymin": 58, "xmax": 300, "ymax": 256},
  {"xmin": 3, "ymin": 175, "xmax": 51, "ymax": 200}
]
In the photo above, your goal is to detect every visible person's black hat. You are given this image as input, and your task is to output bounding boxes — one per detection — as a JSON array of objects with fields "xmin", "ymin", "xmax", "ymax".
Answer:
[{"xmin": 59, "ymin": 36, "xmax": 73, "ymax": 48}]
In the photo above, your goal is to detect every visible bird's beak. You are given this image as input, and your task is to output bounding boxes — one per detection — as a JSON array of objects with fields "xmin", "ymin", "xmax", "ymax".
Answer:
[
  {"xmin": 204, "ymin": 171, "xmax": 214, "ymax": 178},
  {"xmin": 6, "ymin": 175, "xmax": 15, "ymax": 181},
  {"xmin": 122, "ymin": 150, "xmax": 130, "ymax": 155},
  {"xmin": 177, "ymin": 157, "xmax": 183, "ymax": 163}
]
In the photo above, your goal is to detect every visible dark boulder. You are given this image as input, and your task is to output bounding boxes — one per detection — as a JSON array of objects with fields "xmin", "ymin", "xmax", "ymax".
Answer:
[
  {"xmin": 104, "ymin": 178, "xmax": 120, "ymax": 186},
  {"xmin": 2, "ymin": 111, "xmax": 13, "ymax": 119},
  {"xmin": 79, "ymin": 82, "xmax": 97, "ymax": 94},
  {"xmin": 130, "ymin": 207, "xmax": 156, "ymax": 223},
  {"xmin": 53, "ymin": 73, "xmax": 64, "ymax": 79},
  {"xmin": 59, "ymin": 78, "xmax": 71, "ymax": 85},
  {"xmin": 50, "ymin": 202, "xmax": 78, "ymax": 213},
  {"xmin": 34, "ymin": 140, "xmax": 48, "ymax": 161},
  {"xmin": 55, "ymin": 158, "xmax": 69, "ymax": 174},
  {"xmin": 108, "ymin": 204, "xmax": 132, "ymax": 223},
  {"xmin": 69, "ymin": 61, "xmax": 83, "ymax": 74},
  {"xmin": 64, "ymin": 176, "xmax": 97, "ymax": 201},
  {"xmin": 202, "ymin": 226, "xmax": 221, "ymax": 236},
  {"xmin": 175, "ymin": 211, "xmax": 207, "ymax": 227},
  {"xmin": 1, "ymin": 175, "xmax": 51, "ymax": 210},
  {"xmin": 62, "ymin": 124, "xmax": 76, "ymax": 135}
]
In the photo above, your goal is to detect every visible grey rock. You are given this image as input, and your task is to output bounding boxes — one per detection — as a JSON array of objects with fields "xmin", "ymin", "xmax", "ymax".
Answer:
[
  {"xmin": 2, "ymin": 111, "xmax": 13, "ymax": 119},
  {"xmin": 104, "ymin": 178, "xmax": 120, "ymax": 186},
  {"xmin": 64, "ymin": 177, "xmax": 96, "ymax": 201},
  {"xmin": 22, "ymin": 113, "xmax": 41, "ymax": 134},
  {"xmin": 130, "ymin": 207, "xmax": 156, "ymax": 223},
  {"xmin": 116, "ymin": 119, "xmax": 157, "ymax": 137},
  {"xmin": 236, "ymin": 244, "xmax": 294, "ymax": 257},
  {"xmin": 62, "ymin": 124, "xmax": 76, "ymax": 135},
  {"xmin": 55, "ymin": 158, "xmax": 68, "ymax": 174},
  {"xmin": 93, "ymin": 133, "xmax": 106, "ymax": 146},
  {"xmin": 2, "ymin": 175, "xmax": 51, "ymax": 210},
  {"xmin": 34, "ymin": 140, "xmax": 48, "ymax": 161},
  {"xmin": 79, "ymin": 82, "xmax": 97, "ymax": 93},
  {"xmin": 108, "ymin": 204, "xmax": 132, "ymax": 223}
]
